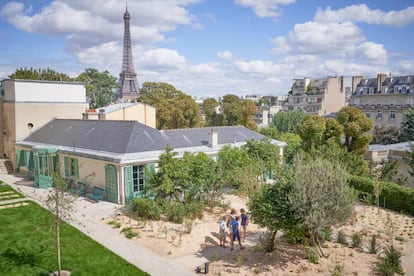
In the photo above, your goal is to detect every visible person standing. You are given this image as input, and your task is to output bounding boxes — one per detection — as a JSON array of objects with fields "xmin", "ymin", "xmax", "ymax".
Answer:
[
  {"xmin": 240, "ymin": 208, "xmax": 249, "ymax": 243},
  {"xmin": 226, "ymin": 208, "xmax": 237, "ymax": 249},
  {"xmin": 219, "ymin": 216, "xmax": 227, "ymax": 247},
  {"xmin": 230, "ymin": 216, "xmax": 245, "ymax": 251}
]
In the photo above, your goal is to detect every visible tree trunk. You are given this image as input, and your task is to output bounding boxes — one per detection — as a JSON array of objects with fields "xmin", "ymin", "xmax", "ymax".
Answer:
[
  {"xmin": 314, "ymin": 235, "xmax": 327, "ymax": 258},
  {"xmin": 270, "ymin": 230, "xmax": 277, "ymax": 252}
]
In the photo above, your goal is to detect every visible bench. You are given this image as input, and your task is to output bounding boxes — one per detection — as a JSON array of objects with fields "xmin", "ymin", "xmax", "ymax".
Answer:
[
  {"xmin": 69, "ymin": 182, "xmax": 89, "ymax": 196},
  {"xmin": 86, "ymin": 186, "xmax": 105, "ymax": 202}
]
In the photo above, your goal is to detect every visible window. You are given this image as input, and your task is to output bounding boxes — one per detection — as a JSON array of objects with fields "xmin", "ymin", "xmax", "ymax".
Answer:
[
  {"xmin": 376, "ymin": 111, "xmax": 382, "ymax": 119},
  {"xmin": 365, "ymin": 112, "xmax": 370, "ymax": 118},
  {"xmin": 390, "ymin": 111, "xmax": 396, "ymax": 119},
  {"xmin": 132, "ymin": 165, "xmax": 145, "ymax": 193},
  {"xmin": 64, "ymin": 157, "xmax": 79, "ymax": 177}
]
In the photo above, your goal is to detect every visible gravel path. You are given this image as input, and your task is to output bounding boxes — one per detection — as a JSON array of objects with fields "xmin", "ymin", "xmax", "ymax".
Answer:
[{"xmin": 0, "ymin": 173, "xmax": 195, "ymax": 276}]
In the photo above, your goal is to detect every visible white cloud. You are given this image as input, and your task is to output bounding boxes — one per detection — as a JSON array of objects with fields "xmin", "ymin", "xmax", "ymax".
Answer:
[
  {"xmin": 234, "ymin": 0, "xmax": 295, "ymax": 19},
  {"xmin": 139, "ymin": 48, "xmax": 186, "ymax": 71},
  {"xmin": 354, "ymin": 42, "xmax": 387, "ymax": 65},
  {"xmin": 217, "ymin": 51, "xmax": 234, "ymax": 60},
  {"xmin": 315, "ymin": 4, "xmax": 414, "ymax": 27},
  {"xmin": 233, "ymin": 60, "xmax": 293, "ymax": 75},
  {"xmin": 280, "ymin": 21, "xmax": 364, "ymax": 55}
]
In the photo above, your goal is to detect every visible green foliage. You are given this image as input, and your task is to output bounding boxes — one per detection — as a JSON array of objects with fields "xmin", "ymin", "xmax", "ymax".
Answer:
[
  {"xmin": 260, "ymin": 126, "xmax": 279, "ymax": 139},
  {"xmin": 275, "ymin": 132, "xmax": 302, "ymax": 165},
  {"xmin": 202, "ymin": 98, "xmax": 220, "ymax": 126},
  {"xmin": 377, "ymin": 245, "xmax": 404, "ymax": 275},
  {"xmin": 288, "ymin": 154, "xmax": 355, "ymax": 248},
  {"xmin": 221, "ymin": 94, "xmax": 257, "ymax": 130},
  {"xmin": 75, "ymin": 68, "xmax": 118, "ymax": 108},
  {"xmin": 107, "ymin": 220, "xmax": 121, "ymax": 228},
  {"xmin": 376, "ymin": 160, "xmax": 399, "ymax": 181},
  {"xmin": 132, "ymin": 198, "xmax": 161, "ymax": 220},
  {"xmin": 218, "ymin": 145, "xmax": 252, "ymax": 186},
  {"xmin": 305, "ymin": 247, "xmax": 319, "ymax": 264},
  {"xmin": 348, "ymin": 175, "xmax": 414, "ymax": 216},
  {"xmin": 405, "ymin": 143, "xmax": 414, "ymax": 177},
  {"xmin": 401, "ymin": 107, "xmax": 414, "ymax": 141},
  {"xmin": 271, "ymin": 109, "xmax": 305, "ymax": 134},
  {"xmin": 373, "ymin": 125, "xmax": 401, "ymax": 145},
  {"xmin": 9, "ymin": 67, "xmax": 71, "ymax": 81},
  {"xmin": 296, "ymin": 115, "xmax": 331, "ymax": 150},
  {"xmin": 336, "ymin": 230, "xmax": 348, "ymax": 246},
  {"xmin": 184, "ymin": 202, "xmax": 204, "ymax": 220},
  {"xmin": 351, "ymin": 232, "xmax": 363, "ymax": 248},
  {"xmin": 368, "ymin": 235, "xmax": 381, "ymax": 254},
  {"xmin": 320, "ymin": 227, "xmax": 332, "ymax": 241},
  {"xmin": 336, "ymin": 106, "xmax": 373, "ymax": 154},
  {"xmin": 121, "ymin": 227, "xmax": 139, "ymax": 239},
  {"xmin": 139, "ymin": 82, "xmax": 202, "ymax": 129},
  {"xmin": 165, "ymin": 202, "xmax": 186, "ymax": 223}
]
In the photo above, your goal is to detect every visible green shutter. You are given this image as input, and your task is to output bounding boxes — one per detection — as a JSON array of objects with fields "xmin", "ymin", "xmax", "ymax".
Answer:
[
  {"xmin": 124, "ymin": 166, "xmax": 133, "ymax": 204},
  {"xmin": 105, "ymin": 164, "xmax": 118, "ymax": 203},
  {"xmin": 64, "ymin": 157, "xmax": 69, "ymax": 177},
  {"xmin": 15, "ymin": 150, "xmax": 22, "ymax": 172},
  {"xmin": 147, "ymin": 163, "xmax": 156, "ymax": 173},
  {"xmin": 26, "ymin": 151, "xmax": 34, "ymax": 170},
  {"xmin": 73, "ymin": 158, "xmax": 79, "ymax": 177}
]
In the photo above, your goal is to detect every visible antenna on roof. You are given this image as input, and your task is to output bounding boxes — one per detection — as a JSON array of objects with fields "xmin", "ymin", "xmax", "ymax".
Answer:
[{"xmin": 125, "ymin": 0, "xmax": 128, "ymax": 11}]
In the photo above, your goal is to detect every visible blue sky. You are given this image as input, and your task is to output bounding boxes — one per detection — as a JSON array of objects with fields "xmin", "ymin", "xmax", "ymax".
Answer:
[{"xmin": 1, "ymin": 0, "xmax": 413, "ymax": 98}]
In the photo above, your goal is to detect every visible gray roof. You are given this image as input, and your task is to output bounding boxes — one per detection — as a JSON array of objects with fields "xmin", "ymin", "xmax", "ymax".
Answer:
[{"xmin": 19, "ymin": 119, "xmax": 275, "ymax": 155}]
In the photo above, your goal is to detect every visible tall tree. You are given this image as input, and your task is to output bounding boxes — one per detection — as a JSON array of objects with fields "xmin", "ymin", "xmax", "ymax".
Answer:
[
  {"xmin": 288, "ymin": 154, "xmax": 355, "ymax": 256},
  {"xmin": 217, "ymin": 145, "xmax": 252, "ymax": 186},
  {"xmin": 75, "ymin": 68, "xmax": 118, "ymax": 109},
  {"xmin": 202, "ymin": 98, "xmax": 219, "ymax": 126},
  {"xmin": 401, "ymin": 107, "xmax": 414, "ymax": 141},
  {"xmin": 243, "ymin": 139, "xmax": 280, "ymax": 181},
  {"xmin": 336, "ymin": 106, "xmax": 373, "ymax": 154},
  {"xmin": 222, "ymin": 94, "xmax": 241, "ymax": 126},
  {"xmin": 271, "ymin": 110, "xmax": 305, "ymax": 134},
  {"xmin": 9, "ymin": 67, "xmax": 71, "ymax": 81},
  {"xmin": 239, "ymin": 100, "xmax": 258, "ymax": 131},
  {"xmin": 139, "ymin": 82, "xmax": 202, "ymax": 129}
]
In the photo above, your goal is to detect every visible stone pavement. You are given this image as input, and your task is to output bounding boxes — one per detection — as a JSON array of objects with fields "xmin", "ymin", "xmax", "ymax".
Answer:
[{"xmin": 0, "ymin": 173, "xmax": 196, "ymax": 276}]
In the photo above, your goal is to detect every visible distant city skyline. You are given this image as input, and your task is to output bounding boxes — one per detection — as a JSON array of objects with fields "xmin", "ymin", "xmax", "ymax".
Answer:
[{"xmin": 0, "ymin": 0, "xmax": 413, "ymax": 98}]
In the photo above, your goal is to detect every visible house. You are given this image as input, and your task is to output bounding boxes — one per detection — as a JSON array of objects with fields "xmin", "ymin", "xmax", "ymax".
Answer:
[
  {"xmin": 0, "ymin": 79, "xmax": 87, "ymax": 166},
  {"xmin": 348, "ymin": 74, "xmax": 414, "ymax": 134},
  {"xmin": 282, "ymin": 76, "xmax": 346, "ymax": 115},
  {"xmin": 82, "ymin": 102, "xmax": 156, "ymax": 128},
  {"xmin": 15, "ymin": 119, "xmax": 286, "ymax": 205},
  {"xmin": 365, "ymin": 142, "xmax": 413, "ymax": 188}
]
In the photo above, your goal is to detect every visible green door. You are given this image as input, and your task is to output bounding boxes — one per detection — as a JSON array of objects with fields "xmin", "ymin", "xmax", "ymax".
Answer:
[
  {"xmin": 124, "ymin": 166, "xmax": 133, "ymax": 204},
  {"xmin": 105, "ymin": 164, "xmax": 118, "ymax": 203}
]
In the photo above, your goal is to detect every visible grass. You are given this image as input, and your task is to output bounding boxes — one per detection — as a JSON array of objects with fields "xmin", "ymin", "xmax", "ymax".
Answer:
[
  {"xmin": 0, "ymin": 186, "xmax": 148, "ymax": 275},
  {"xmin": 0, "ymin": 183, "xmax": 24, "ymax": 201}
]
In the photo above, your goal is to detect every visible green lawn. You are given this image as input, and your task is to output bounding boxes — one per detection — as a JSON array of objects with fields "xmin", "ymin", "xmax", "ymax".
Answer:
[
  {"xmin": 0, "ymin": 182, "xmax": 24, "ymax": 201},
  {"xmin": 0, "ymin": 185, "xmax": 148, "ymax": 276}
]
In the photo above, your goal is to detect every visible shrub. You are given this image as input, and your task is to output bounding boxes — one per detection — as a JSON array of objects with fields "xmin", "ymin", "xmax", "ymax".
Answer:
[
  {"xmin": 377, "ymin": 245, "xmax": 403, "ymax": 275},
  {"xmin": 131, "ymin": 198, "xmax": 160, "ymax": 220},
  {"xmin": 305, "ymin": 247, "xmax": 319, "ymax": 264},
  {"xmin": 321, "ymin": 226, "xmax": 332, "ymax": 241},
  {"xmin": 121, "ymin": 227, "xmax": 139, "ymax": 239},
  {"xmin": 351, "ymin": 232, "xmax": 363, "ymax": 249},
  {"xmin": 165, "ymin": 202, "xmax": 186, "ymax": 223},
  {"xmin": 336, "ymin": 230, "xmax": 348, "ymax": 246},
  {"xmin": 184, "ymin": 202, "xmax": 204, "ymax": 220},
  {"xmin": 368, "ymin": 235, "xmax": 381, "ymax": 254}
]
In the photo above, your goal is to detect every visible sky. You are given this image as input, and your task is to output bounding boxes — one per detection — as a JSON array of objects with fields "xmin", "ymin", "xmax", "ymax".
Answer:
[{"xmin": 1, "ymin": 0, "xmax": 414, "ymax": 98}]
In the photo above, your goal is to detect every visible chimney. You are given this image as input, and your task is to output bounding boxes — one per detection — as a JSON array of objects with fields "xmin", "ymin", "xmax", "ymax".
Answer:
[
  {"xmin": 352, "ymin": 76, "xmax": 362, "ymax": 94},
  {"xmin": 377, "ymin": 73, "xmax": 386, "ymax": 93},
  {"xmin": 209, "ymin": 129, "xmax": 218, "ymax": 148}
]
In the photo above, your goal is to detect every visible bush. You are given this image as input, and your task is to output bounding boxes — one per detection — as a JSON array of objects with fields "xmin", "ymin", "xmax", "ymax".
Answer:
[
  {"xmin": 320, "ymin": 226, "xmax": 332, "ymax": 241},
  {"xmin": 131, "ymin": 198, "xmax": 160, "ymax": 220},
  {"xmin": 185, "ymin": 202, "xmax": 204, "ymax": 220},
  {"xmin": 121, "ymin": 227, "xmax": 139, "ymax": 239},
  {"xmin": 258, "ymin": 231, "xmax": 276, "ymax": 252},
  {"xmin": 165, "ymin": 202, "xmax": 186, "ymax": 223},
  {"xmin": 305, "ymin": 247, "xmax": 319, "ymax": 264},
  {"xmin": 351, "ymin": 232, "xmax": 362, "ymax": 249},
  {"xmin": 368, "ymin": 235, "xmax": 381, "ymax": 254},
  {"xmin": 348, "ymin": 175, "xmax": 414, "ymax": 216},
  {"xmin": 377, "ymin": 245, "xmax": 403, "ymax": 275}
]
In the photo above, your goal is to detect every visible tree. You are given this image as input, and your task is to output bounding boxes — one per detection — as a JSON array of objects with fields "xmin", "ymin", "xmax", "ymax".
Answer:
[
  {"xmin": 401, "ymin": 107, "xmax": 414, "ymax": 141},
  {"xmin": 139, "ymin": 82, "xmax": 202, "ymax": 129},
  {"xmin": 373, "ymin": 126, "xmax": 401, "ymax": 145},
  {"xmin": 75, "ymin": 68, "xmax": 118, "ymax": 109},
  {"xmin": 45, "ymin": 172, "xmax": 74, "ymax": 276},
  {"xmin": 222, "ymin": 94, "xmax": 242, "ymax": 126},
  {"xmin": 249, "ymin": 171, "xmax": 294, "ymax": 252},
  {"xmin": 202, "ymin": 98, "xmax": 219, "ymax": 126},
  {"xmin": 288, "ymin": 154, "xmax": 355, "ymax": 256},
  {"xmin": 243, "ymin": 139, "xmax": 280, "ymax": 181},
  {"xmin": 271, "ymin": 110, "xmax": 305, "ymax": 133},
  {"xmin": 239, "ymin": 100, "xmax": 258, "ymax": 131},
  {"xmin": 217, "ymin": 145, "xmax": 252, "ymax": 186},
  {"xmin": 405, "ymin": 143, "xmax": 414, "ymax": 177},
  {"xmin": 9, "ymin": 67, "xmax": 71, "ymax": 81},
  {"xmin": 336, "ymin": 106, "xmax": 373, "ymax": 154}
]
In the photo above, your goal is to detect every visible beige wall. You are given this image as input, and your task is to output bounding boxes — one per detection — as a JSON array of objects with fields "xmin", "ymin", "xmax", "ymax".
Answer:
[
  {"xmin": 320, "ymin": 76, "xmax": 346, "ymax": 115},
  {"xmin": 104, "ymin": 103, "xmax": 156, "ymax": 128}
]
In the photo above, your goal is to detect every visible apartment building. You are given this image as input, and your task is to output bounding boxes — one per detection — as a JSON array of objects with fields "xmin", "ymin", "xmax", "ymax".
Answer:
[
  {"xmin": 348, "ymin": 74, "xmax": 414, "ymax": 130},
  {"xmin": 282, "ymin": 76, "xmax": 346, "ymax": 115}
]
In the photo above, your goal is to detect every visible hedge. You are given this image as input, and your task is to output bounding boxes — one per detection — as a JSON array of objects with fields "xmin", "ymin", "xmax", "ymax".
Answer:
[{"xmin": 348, "ymin": 175, "xmax": 414, "ymax": 216}]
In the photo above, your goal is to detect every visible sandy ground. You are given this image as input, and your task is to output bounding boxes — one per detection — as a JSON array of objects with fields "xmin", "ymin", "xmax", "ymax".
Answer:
[
  {"xmin": 105, "ymin": 195, "xmax": 414, "ymax": 275},
  {"xmin": 2, "ymin": 173, "xmax": 414, "ymax": 275}
]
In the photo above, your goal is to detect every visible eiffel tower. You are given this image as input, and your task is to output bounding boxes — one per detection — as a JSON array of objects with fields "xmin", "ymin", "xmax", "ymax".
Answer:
[{"xmin": 118, "ymin": 4, "xmax": 139, "ymax": 101}]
